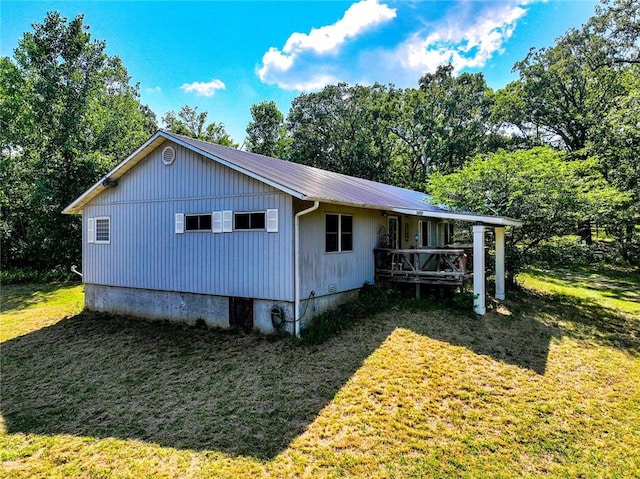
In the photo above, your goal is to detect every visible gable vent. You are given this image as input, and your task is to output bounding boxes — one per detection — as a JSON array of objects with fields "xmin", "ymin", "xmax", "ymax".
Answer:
[{"xmin": 162, "ymin": 146, "xmax": 176, "ymax": 165}]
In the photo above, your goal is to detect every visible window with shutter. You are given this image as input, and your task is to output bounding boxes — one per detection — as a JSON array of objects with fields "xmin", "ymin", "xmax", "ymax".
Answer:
[
  {"xmin": 87, "ymin": 218, "xmax": 95, "ymax": 243},
  {"xmin": 266, "ymin": 209, "xmax": 278, "ymax": 233},
  {"xmin": 175, "ymin": 213, "xmax": 185, "ymax": 234}
]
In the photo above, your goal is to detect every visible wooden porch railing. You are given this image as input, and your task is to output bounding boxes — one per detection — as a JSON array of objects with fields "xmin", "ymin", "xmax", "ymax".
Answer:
[{"xmin": 374, "ymin": 248, "xmax": 473, "ymax": 286}]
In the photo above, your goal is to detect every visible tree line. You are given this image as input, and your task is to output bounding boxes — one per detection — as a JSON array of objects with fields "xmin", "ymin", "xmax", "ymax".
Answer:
[{"xmin": 1, "ymin": 0, "xmax": 638, "ymax": 274}]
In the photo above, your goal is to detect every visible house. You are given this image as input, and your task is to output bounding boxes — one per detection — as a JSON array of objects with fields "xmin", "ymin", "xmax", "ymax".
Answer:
[{"xmin": 63, "ymin": 130, "xmax": 522, "ymax": 336}]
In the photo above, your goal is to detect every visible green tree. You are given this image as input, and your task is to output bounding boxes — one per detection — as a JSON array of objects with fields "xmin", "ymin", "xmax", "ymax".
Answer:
[
  {"xmin": 426, "ymin": 147, "xmax": 629, "ymax": 270},
  {"xmin": 162, "ymin": 105, "xmax": 237, "ymax": 147},
  {"xmin": 414, "ymin": 65, "xmax": 495, "ymax": 174},
  {"xmin": 0, "ymin": 12, "xmax": 156, "ymax": 270},
  {"xmin": 286, "ymin": 83, "xmax": 394, "ymax": 183},
  {"xmin": 245, "ymin": 100, "xmax": 287, "ymax": 157}
]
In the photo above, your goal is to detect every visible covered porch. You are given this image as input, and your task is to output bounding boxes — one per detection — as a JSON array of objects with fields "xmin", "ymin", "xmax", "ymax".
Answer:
[{"xmin": 374, "ymin": 207, "xmax": 522, "ymax": 314}]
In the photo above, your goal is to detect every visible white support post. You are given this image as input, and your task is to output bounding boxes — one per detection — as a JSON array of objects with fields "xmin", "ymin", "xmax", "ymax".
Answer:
[
  {"xmin": 473, "ymin": 224, "xmax": 486, "ymax": 315},
  {"xmin": 495, "ymin": 227, "xmax": 506, "ymax": 301}
]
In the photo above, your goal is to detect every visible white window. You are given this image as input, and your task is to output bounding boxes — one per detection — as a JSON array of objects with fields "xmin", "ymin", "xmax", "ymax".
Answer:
[
  {"xmin": 419, "ymin": 220, "xmax": 432, "ymax": 247},
  {"xmin": 234, "ymin": 211, "xmax": 266, "ymax": 231},
  {"xmin": 94, "ymin": 217, "xmax": 110, "ymax": 244},
  {"xmin": 325, "ymin": 214, "xmax": 353, "ymax": 252},
  {"xmin": 185, "ymin": 214, "xmax": 212, "ymax": 231}
]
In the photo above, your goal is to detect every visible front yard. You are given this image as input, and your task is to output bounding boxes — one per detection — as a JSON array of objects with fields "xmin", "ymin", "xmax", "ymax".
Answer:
[{"xmin": 1, "ymin": 267, "xmax": 639, "ymax": 478}]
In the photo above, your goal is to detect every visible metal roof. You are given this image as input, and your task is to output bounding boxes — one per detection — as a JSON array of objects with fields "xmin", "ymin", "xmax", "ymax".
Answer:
[{"xmin": 63, "ymin": 130, "xmax": 522, "ymax": 226}]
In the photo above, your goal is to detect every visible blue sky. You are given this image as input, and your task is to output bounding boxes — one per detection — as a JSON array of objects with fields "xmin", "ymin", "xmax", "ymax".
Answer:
[{"xmin": 1, "ymin": 0, "xmax": 599, "ymax": 146}]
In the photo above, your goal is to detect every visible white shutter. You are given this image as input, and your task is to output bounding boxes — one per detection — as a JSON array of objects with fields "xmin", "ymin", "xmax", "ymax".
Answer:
[
  {"xmin": 212, "ymin": 211, "xmax": 223, "ymax": 233},
  {"xmin": 175, "ymin": 213, "xmax": 185, "ymax": 234},
  {"xmin": 222, "ymin": 210, "xmax": 233, "ymax": 232},
  {"xmin": 266, "ymin": 209, "xmax": 278, "ymax": 233},
  {"xmin": 87, "ymin": 218, "xmax": 95, "ymax": 244}
]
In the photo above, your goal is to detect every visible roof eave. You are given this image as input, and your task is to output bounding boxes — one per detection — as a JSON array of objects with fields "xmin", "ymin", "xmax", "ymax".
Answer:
[
  {"xmin": 62, "ymin": 131, "xmax": 168, "ymax": 214},
  {"xmin": 392, "ymin": 207, "xmax": 523, "ymax": 227}
]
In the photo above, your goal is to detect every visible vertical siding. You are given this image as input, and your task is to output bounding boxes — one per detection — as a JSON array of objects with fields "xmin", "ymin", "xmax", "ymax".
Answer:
[
  {"xmin": 298, "ymin": 204, "xmax": 380, "ymax": 297},
  {"xmin": 83, "ymin": 142, "xmax": 294, "ymax": 301}
]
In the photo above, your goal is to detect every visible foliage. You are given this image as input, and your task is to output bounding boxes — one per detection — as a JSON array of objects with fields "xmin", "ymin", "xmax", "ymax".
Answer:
[
  {"xmin": 245, "ymin": 100, "xmax": 288, "ymax": 157},
  {"xmin": 0, "ymin": 12, "xmax": 156, "ymax": 271},
  {"xmin": 161, "ymin": 105, "xmax": 238, "ymax": 147},
  {"xmin": 286, "ymin": 83, "xmax": 395, "ymax": 183},
  {"xmin": 427, "ymin": 147, "xmax": 630, "ymax": 270},
  {"xmin": 0, "ymin": 266, "xmax": 79, "ymax": 285}
]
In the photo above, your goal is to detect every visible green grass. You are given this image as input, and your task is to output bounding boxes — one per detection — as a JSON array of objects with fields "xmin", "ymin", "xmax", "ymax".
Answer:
[{"xmin": 1, "ymin": 268, "xmax": 639, "ymax": 478}]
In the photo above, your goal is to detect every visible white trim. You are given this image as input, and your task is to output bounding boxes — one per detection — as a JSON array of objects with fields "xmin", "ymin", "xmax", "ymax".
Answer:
[
  {"xmin": 222, "ymin": 210, "xmax": 233, "ymax": 233},
  {"xmin": 233, "ymin": 211, "xmax": 268, "ymax": 231},
  {"xmin": 87, "ymin": 218, "xmax": 95, "ymax": 244},
  {"xmin": 325, "ymin": 213, "xmax": 353, "ymax": 253},
  {"xmin": 212, "ymin": 211, "xmax": 223, "ymax": 233},
  {"xmin": 94, "ymin": 217, "xmax": 111, "ymax": 244},
  {"xmin": 419, "ymin": 220, "xmax": 431, "ymax": 247},
  {"xmin": 473, "ymin": 225, "xmax": 486, "ymax": 315},
  {"xmin": 495, "ymin": 227, "xmax": 506, "ymax": 301},
  {"xmin": 175, "ymin": 213, "xmax": 184, "ymax": 234},
  {"xmin": 266, "ymin": 209, "xmax": 278, "ymax": 233},
  {"xmin": 392, "ymin": 207, "xmax": 522, "ymax": 227}
]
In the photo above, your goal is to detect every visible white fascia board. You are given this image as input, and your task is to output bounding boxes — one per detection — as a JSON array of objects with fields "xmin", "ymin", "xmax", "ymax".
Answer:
[
  {"xmin": 392, "ymin": 207, "xmax": 523, "ymax": 227},
  {"xmin": 62, "ymin": 131, "xmax": 168, "ymax": 215},
  {"xmin": 165, "ymin": 135, "xmax": 308, "ymax": 201}
]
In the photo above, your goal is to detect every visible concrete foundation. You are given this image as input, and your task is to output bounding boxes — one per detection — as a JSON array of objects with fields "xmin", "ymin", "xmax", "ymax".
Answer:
[
  {"xmin": 85, "ymin": 284, "xmax": 294, "ymax": 334},
  {"xmin": 85, "ymin": 284, "xmax": 359, "ymax": 335}
]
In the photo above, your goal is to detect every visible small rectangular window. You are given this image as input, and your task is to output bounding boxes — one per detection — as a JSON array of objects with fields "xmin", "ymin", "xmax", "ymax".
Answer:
[
  {"xmin": 234, "ymin": 212, "xmax": 266, "ymax": 230},
  {"xmin": 185, "ymin": 214, "xmax": 212, "ymax": 231},
  {"xmin": 95, "ymin": 217, "xmax": 110, "ymax": 244},
  {"xmin": 341, "ymin": 215, "xmax": 353, "ymax": 251},
  {"xmin": 420, "ymin": 220, "xmax": 431, "ymax": 247},
  {"xmin": 325, "ymin": 213, "xmax": 353, "ymax": 253}
]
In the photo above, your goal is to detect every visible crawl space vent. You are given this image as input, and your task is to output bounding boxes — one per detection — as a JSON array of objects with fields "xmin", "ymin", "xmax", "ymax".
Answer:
[{"xmin": 162, "ymin": 146, "xmax": 176, "ymax": 165}]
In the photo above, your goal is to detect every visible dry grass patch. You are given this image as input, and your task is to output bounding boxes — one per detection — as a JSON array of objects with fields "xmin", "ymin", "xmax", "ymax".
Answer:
[{"xmin": 1, "ymin": 269, "xmax": 639, "ymax": 478}]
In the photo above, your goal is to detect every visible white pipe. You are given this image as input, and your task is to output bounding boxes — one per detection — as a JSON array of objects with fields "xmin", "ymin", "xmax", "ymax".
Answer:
[{"xmin": 294, "ymin": 201, "xmax": 320, "ymax": 337}]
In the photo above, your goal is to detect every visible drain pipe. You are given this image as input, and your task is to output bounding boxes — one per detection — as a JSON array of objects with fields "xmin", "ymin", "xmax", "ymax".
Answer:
[{"xmin": 294, "ymin": 201, "xmax": 320, "ymax": 338}]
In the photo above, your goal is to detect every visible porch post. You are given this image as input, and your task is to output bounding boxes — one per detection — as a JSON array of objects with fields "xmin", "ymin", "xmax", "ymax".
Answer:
[
  {"xmin": 472, "ymin": 224, "xmax": 486, "ymax": 315},
  {"xmin": 495, "ymin": 227, "xmax": 505, "ymax": 300}
]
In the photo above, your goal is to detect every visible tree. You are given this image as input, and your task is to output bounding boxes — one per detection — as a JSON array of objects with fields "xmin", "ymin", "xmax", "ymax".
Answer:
[
  {"xmin": 426, "ymin": 147, "xmax": 629, "ymax": 270},
  {"xmin": 245, "ymin": 100, "xmax": 286, "ymax": 157},
  {"xmin": 286, "ymin": 83, "xmax": 395, "ymax": 183},
  {"xmin": 0, "ymin": 12, "xmax": 156, "ymax": 270},
  {"xmin": 414, "ymin": 65, "xmax": 495, "ymax": 174},
  {"xmin": 162, "ymin": 105, "xmax": 237, "ymax": 147}
]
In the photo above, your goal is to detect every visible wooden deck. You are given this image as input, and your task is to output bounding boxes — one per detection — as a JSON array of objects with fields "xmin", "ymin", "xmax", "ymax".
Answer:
[{"xmin": 374, "ymin": 248, "xmax": 473, "ymax": 287}]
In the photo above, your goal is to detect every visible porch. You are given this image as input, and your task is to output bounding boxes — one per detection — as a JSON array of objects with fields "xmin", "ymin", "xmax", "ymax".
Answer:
[
  {"xmin": 374, "ymin": 248, "xmax": 473, "ymax": 287},
  {"xmin": 374, "ymin": 224, "xmax": 511, "ymax": 314}
]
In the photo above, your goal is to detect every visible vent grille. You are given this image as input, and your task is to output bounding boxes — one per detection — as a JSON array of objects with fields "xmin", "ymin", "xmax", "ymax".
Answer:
[{"xmin": 162, "ymin": 146, "xmax": 176, "ymax": 165}]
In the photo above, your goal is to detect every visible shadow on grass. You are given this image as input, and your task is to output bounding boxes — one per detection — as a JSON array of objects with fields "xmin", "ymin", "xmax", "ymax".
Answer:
[
  {"xmin": 0, "ymin": 282, "xmax": 81, "ymax": 313},
  {"xmin": 1, "ymin": 304, "xmax": 557, "ymax": 458},
  {"xmin": 514, "ymin": 289, "xmax": 640, "ymax": 355}
]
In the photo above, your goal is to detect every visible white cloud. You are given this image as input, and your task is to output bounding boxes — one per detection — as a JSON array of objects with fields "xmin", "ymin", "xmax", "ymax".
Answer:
[
  {"xmin": 258, "ymin": 0, "xmax": 396, "ymax": 90},
  {"xmin": 395, "ymin": 2, "xmax": 528, "ymax": 75},
  {"xmin": 145, "ymin": 86, "xmax": 162, "ymax": 94},
  {"xmin": 180, "ymin": 79, "xmax": 226, "ymax": 97}
]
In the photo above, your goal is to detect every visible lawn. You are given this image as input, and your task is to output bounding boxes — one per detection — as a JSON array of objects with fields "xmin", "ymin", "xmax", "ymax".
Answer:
[{"xmin": 1, "ymin": 268, "xmax": 639, "ymax": 478}]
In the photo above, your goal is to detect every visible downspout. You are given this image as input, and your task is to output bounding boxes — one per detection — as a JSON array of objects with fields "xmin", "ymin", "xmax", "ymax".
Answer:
[{"xmin": 294, "ymin": 201, "xmax": 320, "ymax": 338}]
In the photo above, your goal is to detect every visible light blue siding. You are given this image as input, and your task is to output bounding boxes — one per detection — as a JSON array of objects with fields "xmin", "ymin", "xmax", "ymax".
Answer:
[{"xmin": 83, "ymin": 142, "xmax": 294, "ymax": 301}]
